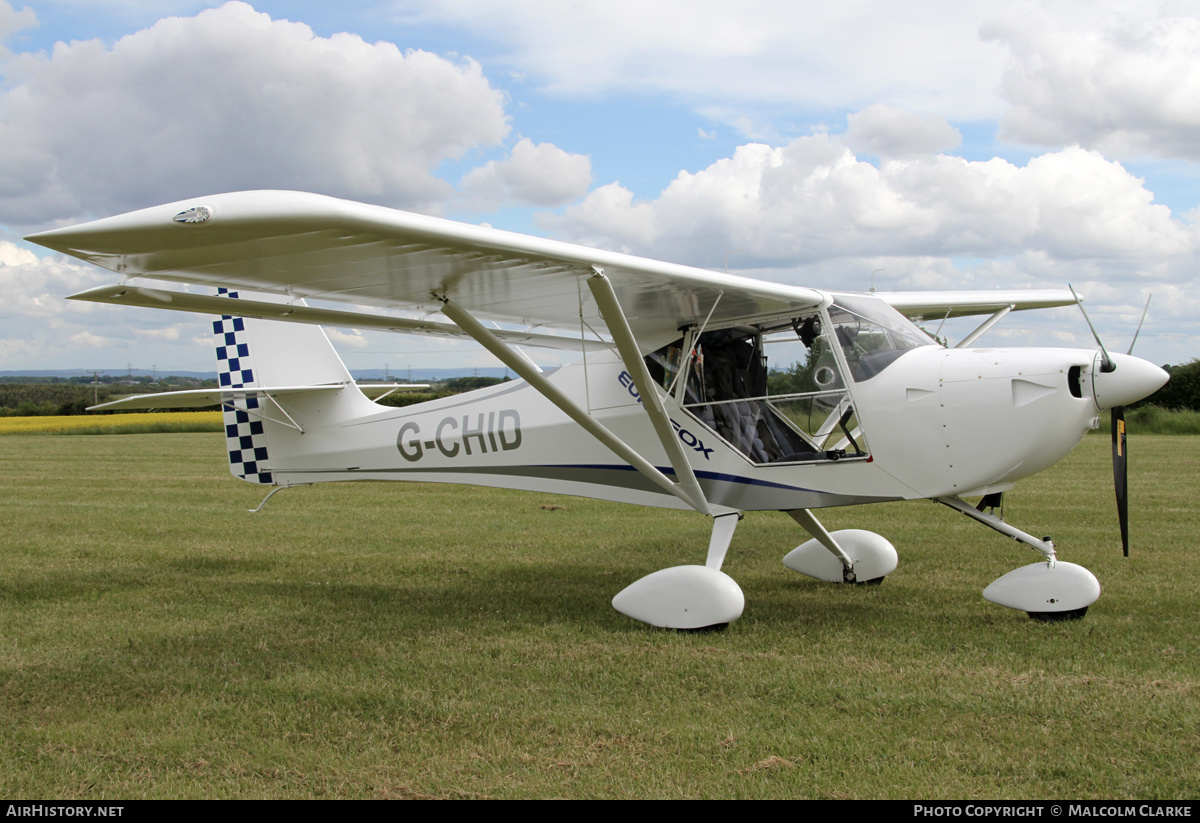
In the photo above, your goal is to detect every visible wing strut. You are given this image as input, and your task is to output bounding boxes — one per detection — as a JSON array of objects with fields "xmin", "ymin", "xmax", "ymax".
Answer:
[
  {"xmin": 436, "ymin": 294, "xmax": 713, "ymax": 515},
  {"xmin": 586, "ymin": 267, "xmax": 709, "ymax": 515},
  {"xmin": 955, "ymin": 305, "xmax": 1014, "ymax": 348}
]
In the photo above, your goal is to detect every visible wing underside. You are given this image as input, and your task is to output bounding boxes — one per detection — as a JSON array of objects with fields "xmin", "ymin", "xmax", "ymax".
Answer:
[
  {"xmin": 29, "ymin": 190, "xmax": 826, "ymax": 351},
  {"xmin": 29, "ymin": 190, "xmax": 1080, "ymax": 355}
]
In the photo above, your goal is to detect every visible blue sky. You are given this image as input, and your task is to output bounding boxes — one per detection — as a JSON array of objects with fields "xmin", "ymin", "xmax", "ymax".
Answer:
[{"xmin": 2, "ymin": 0, "xmax": 1199, "ymax": 375}]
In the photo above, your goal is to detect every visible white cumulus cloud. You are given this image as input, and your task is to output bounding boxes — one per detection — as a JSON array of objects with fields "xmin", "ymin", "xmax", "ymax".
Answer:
[
  {"xmin": 842, "ymin": 105, "xmax": 962, "ymax": 159},
  {"xmin": 326, "ymin": 328, "xmax": 369, "ymax": 348},
  {"xmin": 545, "ymin": 137, "xmax": 1198, "ymax": 267},
  {"xmin": 985, "ymin": 14, "xmax": 1200, "ymax": 160},
  {"xmin": 393, "ymin": 0, "xmax": 1013, "ymax": 121},
  {"xmin": 458, "ymin": 137, "xmax": 591, "ymax": 210},
  {"xmin": 0, "ymin": 1, "xmax": 510, "ymax": 227},
  {"xmin": 0, "ymin": 239, "xmax": 227, "ymax": 369},
  {"xmin": 0, "ymin": 0, "xmax": 35, "ymax": 54}
]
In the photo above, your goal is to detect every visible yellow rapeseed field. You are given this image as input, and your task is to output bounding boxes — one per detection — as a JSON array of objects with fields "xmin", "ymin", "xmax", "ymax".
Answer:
[{"xmin": 0, "ymin": 411, "xmax": 223, "ymax": 434}]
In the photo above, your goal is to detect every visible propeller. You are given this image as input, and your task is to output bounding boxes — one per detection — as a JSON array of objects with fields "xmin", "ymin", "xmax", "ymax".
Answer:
[
  {"xmin": 1109, "ymin": 401, "xmax": 1128, "ymax": 555},
  {"xmin": 1070, "ymin": 286, "xmax": 1157, "ymax": 557}
]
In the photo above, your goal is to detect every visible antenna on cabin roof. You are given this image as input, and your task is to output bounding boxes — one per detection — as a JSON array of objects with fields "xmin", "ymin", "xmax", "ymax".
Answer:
[{"xmin": 870, "ymin": 269, "xmax": 885, "ymax": 292}]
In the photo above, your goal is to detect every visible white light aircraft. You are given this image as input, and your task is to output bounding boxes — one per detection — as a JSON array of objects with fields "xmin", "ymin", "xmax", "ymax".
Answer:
[{"xmin": 27, "ymin": 191, "xmax": 1169, "ymax": 630}]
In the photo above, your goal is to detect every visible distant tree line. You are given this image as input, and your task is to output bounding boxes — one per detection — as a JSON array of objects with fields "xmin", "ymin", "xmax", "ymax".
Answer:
[
  {"xmin": 1, "ymin": 374, "xmax": 169, "ymax": 385},
  {"xmin": 0, "ymin": 383, "xmax": 123, "ymax": 416}
]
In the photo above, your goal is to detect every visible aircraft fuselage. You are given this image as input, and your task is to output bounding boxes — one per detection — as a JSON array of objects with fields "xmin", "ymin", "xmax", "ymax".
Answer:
[{"xmin": 261, "ymin": 343, "xmax": 1129, "ymax": 513}]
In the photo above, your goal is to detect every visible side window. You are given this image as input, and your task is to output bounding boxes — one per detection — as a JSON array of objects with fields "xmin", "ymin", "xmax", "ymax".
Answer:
[
  {"xmin": 762, "ymin": 316, "xmax": 866, "ymax": 459},
  {"xmin": 643, "ymin": 312, "xmax": 868, "ymax": 464}
]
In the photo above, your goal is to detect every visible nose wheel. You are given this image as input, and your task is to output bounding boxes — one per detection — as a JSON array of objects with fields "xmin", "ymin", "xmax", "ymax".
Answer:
[
  {"xmin": 983, "ymin": 560, "xmax": 1101, "ymax": 618},
  {"xmin": 937, "ymin": 496, "xmax": 1102, "ymax": 618}
]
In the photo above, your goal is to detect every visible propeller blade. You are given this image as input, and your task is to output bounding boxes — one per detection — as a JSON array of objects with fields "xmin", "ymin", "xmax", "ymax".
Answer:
[
  {"xmin": 1069, "ymin": 284, "xmax": 1114, "ymax": 372},
  {"xmin": 1112, "ymin": 406, "xmax": 1129, "ymax": 556},
  {"xmin": 1127, "ymin": 294, "xmax": 1152, "ymax": 355}
]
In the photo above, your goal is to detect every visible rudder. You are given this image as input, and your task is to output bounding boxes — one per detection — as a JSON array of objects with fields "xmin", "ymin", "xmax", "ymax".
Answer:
[{"xmin": 213, "ymin": 288, "xmax": 359, "ymax": 485}]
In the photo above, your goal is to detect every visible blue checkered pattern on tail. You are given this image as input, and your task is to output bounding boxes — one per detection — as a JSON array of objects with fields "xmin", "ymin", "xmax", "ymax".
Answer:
[{"xmin": 215, "ymin": 289, "xmax": 273, "ymax": 485}]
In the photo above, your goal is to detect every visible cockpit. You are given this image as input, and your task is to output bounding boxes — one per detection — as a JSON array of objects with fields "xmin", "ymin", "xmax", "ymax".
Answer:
[{"xmin": 644, "ymin": 294, "xmax": 936, "ymax": 465}]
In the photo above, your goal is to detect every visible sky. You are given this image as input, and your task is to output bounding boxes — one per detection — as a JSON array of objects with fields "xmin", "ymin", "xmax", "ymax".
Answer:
[{"xmin": 1, "ymin": 0, "xmax": 1199, "ymax": 376}]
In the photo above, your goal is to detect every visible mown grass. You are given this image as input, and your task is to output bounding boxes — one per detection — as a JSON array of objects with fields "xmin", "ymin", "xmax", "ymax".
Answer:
[
  {"xmin": 0, "ymin": 411, "xmax": 223, "ymax": 435},
  {"xmin": 0, "ymin": 433, "xmax": 1196, "ymax": 799}
]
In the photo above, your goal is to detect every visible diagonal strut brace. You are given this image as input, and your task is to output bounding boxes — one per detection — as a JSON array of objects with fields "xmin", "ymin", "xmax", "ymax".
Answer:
[
  {"xmin": 586, "ymin": 267, "xmax": 709, "ymax": 515},
  {"xmin": 436, "ymin": 292, "xmax": 713, "ymax": 515}
]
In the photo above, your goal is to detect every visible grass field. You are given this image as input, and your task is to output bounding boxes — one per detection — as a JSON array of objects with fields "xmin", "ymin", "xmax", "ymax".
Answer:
[{"xmin": 0, "ymin": 432, "xmax": 1196, "ymax": 799}]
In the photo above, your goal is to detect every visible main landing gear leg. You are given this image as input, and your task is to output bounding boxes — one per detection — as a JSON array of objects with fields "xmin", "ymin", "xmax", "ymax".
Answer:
[
  {"xmin": 935, "ymin": 496, "xmax": 1100, "ymax": 620},
  {"xmin": 782, "ymin": 509, "xmax": 898, "ymax": 584},
  {"xmin": 612, "ymin": 512, "xmax": 745, "ymax": 630}
]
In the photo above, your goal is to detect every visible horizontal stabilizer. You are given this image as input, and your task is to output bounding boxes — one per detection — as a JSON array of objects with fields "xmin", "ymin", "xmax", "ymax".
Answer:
[
  {"xmin": 68, "ymin": 284, "xmax": 609, "ymax": 353},
  {"xmin": 87, "ymin": 382, "xmax": 424, "ymax": 412}
]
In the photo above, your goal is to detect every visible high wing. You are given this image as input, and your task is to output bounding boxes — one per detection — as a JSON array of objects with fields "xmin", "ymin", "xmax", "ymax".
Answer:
[
  {"xmin": 873, "ymin": 289, "xmax": 1078, "ymax": 322},
  {"xmin": 28, "ymin": 190, "xmax": 826, "ymax": 351},
  {"xmin": 868, "ymin": 288, "xmax": 1078, "ymax": 349}
]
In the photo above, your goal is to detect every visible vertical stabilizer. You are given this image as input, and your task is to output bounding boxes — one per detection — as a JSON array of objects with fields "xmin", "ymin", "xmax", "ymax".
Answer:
[{"xmin": 213, "ymin": 288, "xmax": 357, "ymax": 485}]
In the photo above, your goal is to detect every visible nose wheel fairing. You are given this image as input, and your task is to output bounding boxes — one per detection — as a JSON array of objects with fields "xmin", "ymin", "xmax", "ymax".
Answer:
[
  {"xmin": 937, "ymin": 495, "xmax": 1102, "ymax": 618},
  {"xmin": 982, "ymin": 561, "xmax": 1101, "ymax": 618}
]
